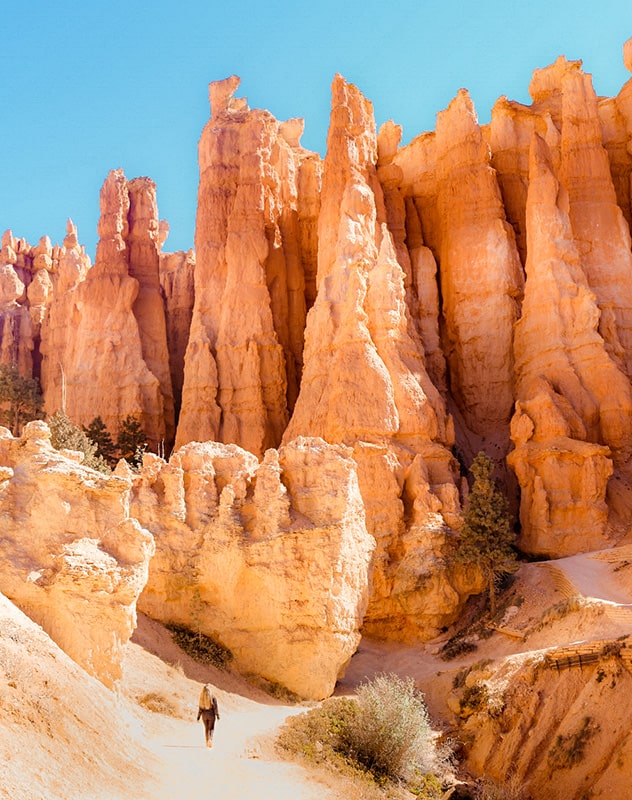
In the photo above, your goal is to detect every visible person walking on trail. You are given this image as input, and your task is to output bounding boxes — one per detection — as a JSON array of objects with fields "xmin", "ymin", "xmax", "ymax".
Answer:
[{"xmin": 197, "ymin": 684, "xmax": 220, "ymax": 748}]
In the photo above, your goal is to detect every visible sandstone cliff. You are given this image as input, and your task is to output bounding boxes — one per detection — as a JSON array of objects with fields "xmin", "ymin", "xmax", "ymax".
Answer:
[
  {"xmin": 132, "ymin": 437, "xmax": 374, "ymax": 700},
  {"xmin": 0, "ymin": 421, "xmax": 154, "ymax": 686},
  {"xmin": 175, "ymin": 77, "xmax": 321, "ymax": 457},
  {"xmin": 3, "ymin": 40, "xmax": 632, "ymax": 696},
  {"xmin": 283, "ymin": 75, "xmax": 483, "ymax": 641},
  {"xmin": 40, "ymin": 170, "xmax": 175, "ymax": 451},
  {"xmin": 507, "ymin": 133, "xmax": 631, "ymax": 556}
]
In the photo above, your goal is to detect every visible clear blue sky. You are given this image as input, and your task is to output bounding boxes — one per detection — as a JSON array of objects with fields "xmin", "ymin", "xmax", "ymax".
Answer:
[{"xmin": 2, "ymin": 0, "xmax": 630, "ymax": 259}]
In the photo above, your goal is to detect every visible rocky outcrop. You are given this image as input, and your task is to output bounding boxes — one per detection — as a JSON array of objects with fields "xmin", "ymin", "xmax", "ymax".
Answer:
[
  {"xmin": 40, "ymin": 170, "xmax": 174, "ymax": 451},
  {"xmin": 434, "ymin": 90, "xmax": 524, "ymax": 456},
  {"xmin": 176, "ymin": 77, "xmax": 320, "ymax": 457},
  {"xmin": 0, "ymin": 229, "xmax": 70, "ymax": 378},
  {"xmin": 507, "ymin": 133, "xmax": 632, "ymax": 557},
  {"xmin": 284, "ymin": 76, "xmax": 484, "ymax": 641},
  {"xmin": 126, "ymin": 177, "xmax": 175, "ymax": 446},
  {"xmin": 6, "ymin": 42, "xmax": 632, "ymax": 666},
  {"xmin": 0, "ymin": 421, "xmax": 154, "ymax": 686},
  {"xmin": 133, "ymin": 437, "xmax": 374, "ymax": 700},
  {"xmin": 450, "ymin": 648, "xmax": 632, "ymax": 800}
]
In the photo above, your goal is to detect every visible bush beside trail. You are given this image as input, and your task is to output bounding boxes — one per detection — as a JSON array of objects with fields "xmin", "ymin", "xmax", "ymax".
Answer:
[{"xmin": 277, "ymin": 673, "xmax": 454, "ymax": 799}]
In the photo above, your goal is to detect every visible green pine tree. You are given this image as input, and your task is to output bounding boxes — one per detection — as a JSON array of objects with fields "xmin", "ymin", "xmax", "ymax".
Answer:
[
  {"xmin": 82, "ymin": 416, "xmax": 117, "ymax": 466},
  {"xmin": 116, "ymin": 414, "xmax": 147, "ymax": 469},
  {"xmin": 49, "ymin": 411, "xmax": 110, "ymax": 473},
  {"xmin": 0, "ymin": 364, "xmax": 44, "ymax": 435},
  {"xmin": 455, "ymin": 452, "xmax": 517, "ymax": 615}
]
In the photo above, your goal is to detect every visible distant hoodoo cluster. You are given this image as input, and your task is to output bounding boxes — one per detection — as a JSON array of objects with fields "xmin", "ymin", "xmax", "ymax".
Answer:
[{"xmin": 1, "ymin": 40, "xmax": 632, "ymax": 699}]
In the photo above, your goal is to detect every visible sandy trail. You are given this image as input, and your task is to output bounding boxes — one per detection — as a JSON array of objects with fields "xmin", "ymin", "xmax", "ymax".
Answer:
[
  {"xmin": 145, "ymin": 708, "xmax": 334, "ymax": 800},
  {"xmin": 120, "ymin": 615, "xmax": 338, "ymax": 800},
  {"xmin": 552, "ymin": 549, "xmax": 632, "ymax": 605}
]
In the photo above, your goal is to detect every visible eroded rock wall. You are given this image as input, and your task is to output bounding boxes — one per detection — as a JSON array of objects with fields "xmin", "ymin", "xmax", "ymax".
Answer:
[
  {"xmin": 4, "ymin": 41, "xmax": 632, "ymax": 674},
  {"xmin": 175, "ymin": 77, "xmax": 321, "ymax": 457},
  {"xmin": 40, "ymin": 170, "xmax": 175, "ymax": 452},
  {"xmin": 0, "ymin": 421, "xmax": 154, "ymax": 686},
  {"xmin": 133, "ymin": 437, "xmax": 374, "ymax": 700},
  {"xmin": 284, "ymin": 75, "xmax": 484, "ymax": 641}
]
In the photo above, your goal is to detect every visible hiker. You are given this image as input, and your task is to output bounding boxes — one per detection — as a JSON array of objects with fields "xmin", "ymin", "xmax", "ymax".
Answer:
[{"xmin": 197, "ymin": 684, "xmax": 220, "ymax": 748}]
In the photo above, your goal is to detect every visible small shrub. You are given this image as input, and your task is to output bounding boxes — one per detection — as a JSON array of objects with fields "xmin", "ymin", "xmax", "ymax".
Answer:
[
  {"xmin": 166, "ymin": 623, "xmax": 232, "ymax": 669},
  {"xmin": 477, "ymin": 775, "xmax": 527, "ymax": 800},
  {"xmin": 600, "ymin": 641, "xmax": 623, "ymax": 658},
  {"xmin": 408, "ymin": 770, "xmax": 446, "ymax": 798},
  {"xmin": 278, "ymin": 674, "xmax": 451, "ymax": 792},
  {"xmin": 534, "ymin": 596, "xmax": 590, "ymax": 631},
  {"xmin": 459, "ymin": 682, "xmax": 489, "ymax": 717},
  {"xmin": 278, "ymin": 697, "xmax": 361, "ymax": 767},
  {"xmin": 49, "ymin": 410, "xmax": 110, "ymax": 473},
  {"xmin": 453, "ymin": 667, "xmax": 471, "ymax": 689},
  {"xmin": 116, "ymin": 414, "xmax": 147, "ymax": 469},
  {"xmin": 0, "ymin": 364, "xmax": 44, "ymax": 434},
  {"xmin": 548, "ymin": 716, "xmax": 599, "ymax": 771},
  {"xmin": 441, "ymin": 637, "xmax": 478, "ymax": 661},
  {"xmin": 342, "ymin": 673, "xmax": 437, "ymax": 782},
  {"xmin": 138, "ymin": 692, "xmax": 177, "ymax": 716},
  {"xmin": 247, "ymin": 675, "xmax": 302, "ymax": 703}
]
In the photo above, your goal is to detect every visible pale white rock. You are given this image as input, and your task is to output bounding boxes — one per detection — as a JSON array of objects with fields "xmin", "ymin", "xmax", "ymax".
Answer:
[{"xmin": 0, "ymin": 421, "xmax": 154, "ymax": 686}]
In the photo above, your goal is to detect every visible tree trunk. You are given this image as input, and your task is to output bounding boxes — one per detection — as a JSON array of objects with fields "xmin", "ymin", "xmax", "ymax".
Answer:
[{"xmin": 488, "ymin": 572, "xmax": 497, "ymax": 616}]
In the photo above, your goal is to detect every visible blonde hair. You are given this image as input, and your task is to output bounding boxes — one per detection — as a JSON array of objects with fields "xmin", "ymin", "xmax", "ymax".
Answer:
[{"xmin": 198, "ymin": 684, "xmax": 214, "ymax": 710}]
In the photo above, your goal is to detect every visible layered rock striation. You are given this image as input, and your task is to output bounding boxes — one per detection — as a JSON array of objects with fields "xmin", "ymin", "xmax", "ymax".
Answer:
[
  {"xmin": 284, "ymin": 75, "xmax": 484, "ymax": 640},
  {"xmin": 40, "ymin": 170, "xmax": 175, "ymax": 451},
  {"xmin": 507, "ymin": 133, "xmax": 630, "ymax": 556},
  {"xmin": 4, "ymin": 40, "xmax": 632, "ymax": 688},
  {"xmin": 175, "ymin": 77, "xmax": 321, "ymax": 457}
]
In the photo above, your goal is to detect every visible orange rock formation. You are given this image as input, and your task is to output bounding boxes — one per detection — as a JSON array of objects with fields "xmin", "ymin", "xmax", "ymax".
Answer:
[
  {"xmin": 4, "ymin": 38, "xmax": 632, "ymax": 698},
  {"xmin": 175, "ymin": 77, "xmax": 320, "ymax": 457},
  {"xmin": 132, "ymin": 438, "xmax": 374, "ymax": 699}
]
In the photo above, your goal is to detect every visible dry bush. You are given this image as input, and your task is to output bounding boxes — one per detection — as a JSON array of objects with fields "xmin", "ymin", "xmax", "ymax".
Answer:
[
  {"xmin": 346, "ymin": 673, "xmax": 437, "ymax": 781},
  {"xmin": 547, "ymin": 716, "xmax": 599, "ymax": 771},
  {"xmin": 138, "ymin": 692, "xmax": 178, "ymax": 716},
  {"xmin": 533, "ymin": 596, "xmax": 595, "ymax": 632},
  {"xmin": 278, "ymin": 673, "xmax": 452, "ymax": 797},
  {"xmin": 166, "ymin": 623, "xmax": 232, "ymax": 669},
  {"xmin": 477, "ymin": 775, "xmax": 528, "ymax": 800},
  {"xmin": 459, "ymin": 681, "xmax": 490, "ymax": 717}
]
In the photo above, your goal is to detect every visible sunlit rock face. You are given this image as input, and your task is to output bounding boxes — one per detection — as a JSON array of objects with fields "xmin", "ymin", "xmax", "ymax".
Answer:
[
  {"xmin": 5, "ymin": 42, "xmax": 632, "ymax": 666},
  {"xmin": 175, "ymin": 77, "xmax": 321, "ymax": 458},
  {"xmin": 507, "ymin": 133, "xmax": 628, "ymax": 557},
  {"xmin": 133, "ymin": 437, "xmax": 374, "ymax": 700},
  {"xmin": 39, "ymin": 170, "xmax": 175, "ymax": 453},
  {"xmin": 0, "ymin": 422, "xmax": 154, "ymax": 687},
  {"xmin": 284, "ymin": 75, "xmax": 484, "ymax": 641}
]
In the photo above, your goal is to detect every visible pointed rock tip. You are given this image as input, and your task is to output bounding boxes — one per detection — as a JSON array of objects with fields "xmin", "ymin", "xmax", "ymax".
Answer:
[
  {"xmin": 378, "ymin": 120, "xmax": 402, "ymax": 160},
  {"xmin": 625, "ymin": 37, "xmax": 632, "ymax": 73},
  {"xmin": 437, "ymin": 88, "xmax": 478, "ymax": 128},
  {"xmin": 64, "ymin": 218, "xmax": 78, "ymax": 248},
  {"xmin": 209, "ymin": 76, "xmax": 246, "ymax": 117},
  {"xmin": 279, "ymin": 118, "xmax": 304, "ymax": 148},
  {"xmin": 529, "ymin": 55, "xmax": 583, "ymax": 103}
]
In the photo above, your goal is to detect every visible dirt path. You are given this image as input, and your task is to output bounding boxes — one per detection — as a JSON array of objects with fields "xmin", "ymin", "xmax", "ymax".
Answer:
[
  {"xmin": 120, "ymin": 615, "xmax": 338, "ymax": 800},
  {"xmin": 548, "ymin": 548, "xmax": 632, "ymax": 605},
  {"xmin": 143, "ymin": 708, "xmax": 335, "ymax": 800}
]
